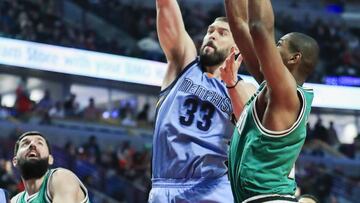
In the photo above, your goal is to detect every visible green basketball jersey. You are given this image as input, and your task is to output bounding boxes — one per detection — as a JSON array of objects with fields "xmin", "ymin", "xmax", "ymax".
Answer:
[
  {"xmin": 228, "ymin": 83, "xmax": 313, "ymax": 203},
  {"xmin": 16, "ymin": 168, "xmax": 90, "ymax": 203}
]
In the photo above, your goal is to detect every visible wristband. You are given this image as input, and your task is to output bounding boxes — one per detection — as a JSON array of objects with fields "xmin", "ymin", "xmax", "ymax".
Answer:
[
  {"xmin": 226, "ymin": 75, "xmax": 243, "ymax": 89},
  {"xmin": 226, "ymin": 80, "xmax": 240, "ymax": 89}
]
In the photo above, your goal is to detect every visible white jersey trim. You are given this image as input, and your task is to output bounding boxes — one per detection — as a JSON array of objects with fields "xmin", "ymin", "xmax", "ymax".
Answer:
[
  {"xmin": 243, "ymin": 194, "xmax": 297, "ymax": 203},
  {"xmin": 46, "ymin": 168, "xmax": 89, "ymax": 203},
  {"xmin": 251, "ymin": 88, "xmax": 306, "ymax": 138}
]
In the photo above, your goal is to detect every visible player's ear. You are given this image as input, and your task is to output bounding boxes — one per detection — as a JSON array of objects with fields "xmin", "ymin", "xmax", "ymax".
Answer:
[{"xmin": 289, "ymin": 52, "xmax": 301, "ymax": 64}]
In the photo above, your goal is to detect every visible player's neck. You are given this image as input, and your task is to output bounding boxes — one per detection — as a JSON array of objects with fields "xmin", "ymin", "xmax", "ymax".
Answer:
[
  {"xmin": 23, "ymin": 175, "xmax": 46, "ymax": 196},
  {"xmin": 205, "ymin": 65, "xmax": 221, "ymax": 79},
  {"xmin": 292, "ymin": 70, "xmax": 306, "ymax": 86},
  {"xmin": 296, "ymin": 78, "xmax": 305, "ymax": 86}
]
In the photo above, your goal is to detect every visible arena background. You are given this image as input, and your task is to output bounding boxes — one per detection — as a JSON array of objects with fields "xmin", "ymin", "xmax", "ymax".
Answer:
[{"xmin": 0, "ymin": 0, "xmax": 359, "ymax": 202}]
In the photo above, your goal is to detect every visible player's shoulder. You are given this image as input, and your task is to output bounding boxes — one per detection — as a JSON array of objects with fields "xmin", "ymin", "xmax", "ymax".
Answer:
[
  {"xmin": 50, "ymin": 167, "xmax": 78, "ymax": 181},
  {"xmin": 48, "ymin": 167, "xmax": 82, "ymax": 193},
  {"xmin": 10, "ymin": 192, "xmax": 22, "ymax": 203}
]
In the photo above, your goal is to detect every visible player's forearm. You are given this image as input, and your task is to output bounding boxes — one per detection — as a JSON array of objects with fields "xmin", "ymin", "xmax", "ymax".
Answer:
[
  {"xmin": 228, "ymin": 86, "xmax": 245, "ymax": 119},
  {"xmin": 225, "ymin": 0, "xmax": 248, "ymax": 23},
  {"xmin": 248, "ymin": 0, "xmax": 286, "ymax": 91},
  {"xmin": 248, "ymin": 0, "xmax": 274, "ymax": 36},
  {"xmin": 230, "ymin": 23, "xmax": 263, "ymax": 84},
  {"xmin": 225, "ymin": 0, "xmax": 263, "ymax": 83},
  {"xmin": 156, "ymin": 0, "xmax": 175, "ymax": 7},
  {"xmin": 156, "ymin": 0, "xmax": 186, "ymax": 60},
  {"xmin": 228, "ymin": 81, "xmax": 256, "ymax": 120},
  {"xmin": 224, "ymin": 0, "xmax": 249, "ymax": 49}
]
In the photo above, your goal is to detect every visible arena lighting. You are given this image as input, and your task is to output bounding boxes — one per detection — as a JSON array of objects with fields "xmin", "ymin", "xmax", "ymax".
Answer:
[
  {"xmin": 29, "ymin": 89, "xmax": 44, "ymax": 102},
  {"xmin": 0, "ymin": 37, "xmax": 360, "ymax": 110},
  {"xmin": 325, "ymin": 4, "xmax": 344, "ymax": 14},
  {"xmin": 1, "ymin": 94, "xmax": 16, "ymax": 107},
  {"xmin": 325, "ymin": 76, "xmax": 360, "ymax": 86},
  {"xmin": 341, "ymin": 123, "xmax": 358, "ymax": 144}
]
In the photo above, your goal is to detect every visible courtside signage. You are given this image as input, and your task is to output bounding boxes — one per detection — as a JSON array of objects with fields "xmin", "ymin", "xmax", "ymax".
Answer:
[
  {"xmin": 0, "ymin": 37, "xmax": 167, "ymax": 86},
  {"xmin": 0, "ymin": 37, "xmax": 359, "ymax": 110}
]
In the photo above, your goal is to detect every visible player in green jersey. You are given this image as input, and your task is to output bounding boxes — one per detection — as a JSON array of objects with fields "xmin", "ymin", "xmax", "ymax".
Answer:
[
  {"xmin": 221, "ymin": 0, "xmax": 320, "ymax": 202},
  {"xmin": 11, "ymin": 131, "xmax": 90, "ymax": 203}
]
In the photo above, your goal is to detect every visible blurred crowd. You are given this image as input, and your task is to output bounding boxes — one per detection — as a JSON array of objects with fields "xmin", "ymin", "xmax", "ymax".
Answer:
[
  {"xmin": 296, "ymin": 160, "xmax": 360, "ymax": 203},
  {"xmin": 0, "ymin": 0, "xmax": 130, "ymax": 58},
  {"xmin": 296, "ymin": 117, "xmax": 360, "ymax": 203},
  {"xmin": 77, "ymin": 0, "xmax": 360, "ymax": 82},
  {"xmin": 0, "ymin": 0, "xmax": 359, "ymax": 84},
  {"xmin": 275, "ymin": 12, "xmax": 360, "ymax": 82},
  {"xmin": 0, "ymin": 84, "xmax": 153, "ymax": 128},
  {"xmin": 306, "ymin": 118, "xmax": 360, "ymax": 159}
]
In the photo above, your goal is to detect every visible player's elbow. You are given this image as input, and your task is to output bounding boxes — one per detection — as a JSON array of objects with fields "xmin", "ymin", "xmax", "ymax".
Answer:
[{"xmin": 249, "ymin": 21, "xmax": 267, "ymax": 40}]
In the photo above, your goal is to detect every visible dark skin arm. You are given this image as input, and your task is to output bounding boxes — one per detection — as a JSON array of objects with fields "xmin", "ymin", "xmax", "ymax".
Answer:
[
  {"xmin": 225, "ymin": 0, "xmax": 265, "ymax": 84},
  {"xmin": 248, "ymin": 0, "xmax": 301, "ymax": 132}
]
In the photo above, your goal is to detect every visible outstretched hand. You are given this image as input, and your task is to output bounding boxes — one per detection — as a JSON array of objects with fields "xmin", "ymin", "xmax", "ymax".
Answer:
[{"xmin": 220, "ymin": 47, "xmax": 243, "ymax": 87}]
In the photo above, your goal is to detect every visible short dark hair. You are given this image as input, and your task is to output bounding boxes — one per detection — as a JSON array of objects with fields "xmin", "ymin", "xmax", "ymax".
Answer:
[
  {"xmin": 14, "ymin": 131, "xmax": 51, "ymax": 156},
  {"xmin": 287, "ymin": 32, "xmax": 319, "ymax": 76},
  {"xmin": 214, "ymin": 17, "xmax": 228, "ymax": 23}
]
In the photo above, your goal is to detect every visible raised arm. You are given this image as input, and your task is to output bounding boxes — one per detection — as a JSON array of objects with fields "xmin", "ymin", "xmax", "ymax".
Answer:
[
  {"xmin": 224, "ymin": 0, "xmax": 262, "ymax": 83},
  {"xmin": 248, "ymin": 0, "xmax": 300, "ymax": 130},
  {"xmin": 156, "ymin": 0, "xmax": 197, "ymax": 90},
  {"xmin": 220, "ymin": 50, "xmax": 257, "ymax": 119}
]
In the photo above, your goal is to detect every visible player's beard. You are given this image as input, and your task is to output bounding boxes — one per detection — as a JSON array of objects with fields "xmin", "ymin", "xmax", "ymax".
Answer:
[
  {"xmin": 199, "ymin": 43, "xmax": 228, "ymax": 67},
  {"xmin": 18, "ymin": 157, "xmax": 49, "ymax": 180}
]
